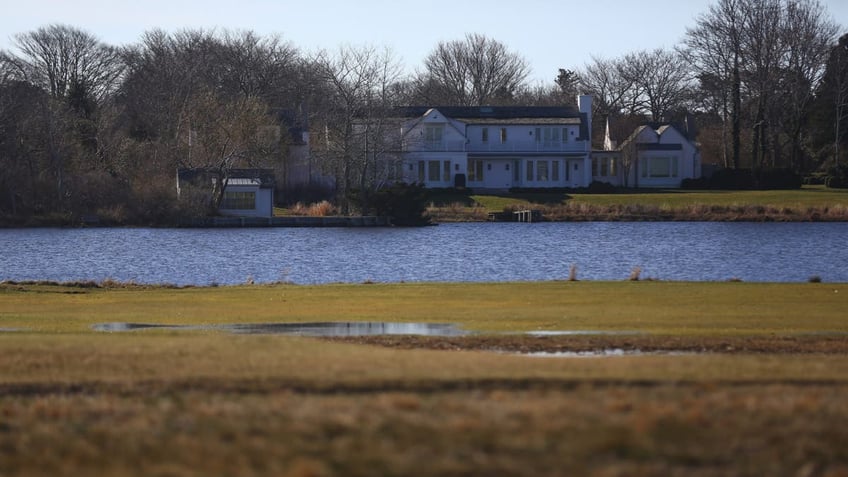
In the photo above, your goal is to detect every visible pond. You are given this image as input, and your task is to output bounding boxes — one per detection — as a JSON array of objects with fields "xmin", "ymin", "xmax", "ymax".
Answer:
[{"xmin": 1, "ymin": 222, "xmax": 846, "ymax": 285}]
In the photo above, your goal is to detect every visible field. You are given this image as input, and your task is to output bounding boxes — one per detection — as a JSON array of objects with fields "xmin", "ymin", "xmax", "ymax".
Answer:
[
  {"xmin": 2, "ymin": 281, "xmax": 848, "ymax": 476},
  {"xmin": 426, "ymin": 185, "xmax": 848, "ymax": 222}
]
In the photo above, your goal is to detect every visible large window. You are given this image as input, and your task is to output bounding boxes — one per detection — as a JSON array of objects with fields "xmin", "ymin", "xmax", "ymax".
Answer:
[
  {"xmin": 536, "ymin": 160, "xmax": 549, "ymax": 181},
  {"xmin": 424, "ymin": 126, "xmax": 443, "ymax": 148},
  {"xmin": 467, "ymin": 159, "xmax": 484, "ymax": 182},
  {"xmin": 428, "ymin": 160, "xmax": 441, "ymax": 181},
  {"xmin": 593, "ymin": 157, "xmax": 618, "ymax": 177},
  {"xmin": 221, "ymin": 191, "xmax": 255, "ymax": 210},
  {"xmin": 535, "ymin": 127, "xmax": 567, "ymax": 145},
  {"xmin": 640, "ymin": 156, "xmax": 679, "ymax": 178}
]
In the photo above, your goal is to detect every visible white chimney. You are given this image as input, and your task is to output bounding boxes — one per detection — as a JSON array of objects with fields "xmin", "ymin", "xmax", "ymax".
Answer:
[{"xmin": 578, "ymin": 95, "xmax": 593, "ymax": 147}]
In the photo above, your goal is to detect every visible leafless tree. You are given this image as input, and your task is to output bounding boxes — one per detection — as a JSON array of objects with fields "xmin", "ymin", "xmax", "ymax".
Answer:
[
  {"xmin": 313, "ymin": 45, "xmax": 405, "ymax": 213},
  {"xmin": 684, "ymin": 0, "xmax": 745, "ymax": 169},
  {"xmin": 414, "ymin": 33, "xmax": 530, "ymax": 106},
  {"xmin": 7, "ymin": 24, "xmax": 124, "ymax": 108},
  {"xmin": 621, "ymin": 48, "xmax": 693, "ymax": 122},
  {"xmin": 578, "ymin": 56, "xmax": 636, "ymax": 118}
]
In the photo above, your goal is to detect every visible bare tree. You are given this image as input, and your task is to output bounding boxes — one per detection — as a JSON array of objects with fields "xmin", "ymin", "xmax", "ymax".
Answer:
[
  {"xmin": 8, "ymin": 24, "xmax": 123, "ymax": 108},
  {"xmin": 775, "ymin": 0, "xmax": 838, "ymax": 170},
  {"xmin": 621, "ymin": 48, "xmax": 693, "ymax": 122},
  {"xmin": 684, "ymin": 0, "xmax": 745, "ymax": 169},
  {"xmin": 414, "ymin": 33, "xmax": 530, "ymax": 106},
  {"xmin": 578, "ymin": 56, "xmax": 635, "ymax": 118},
  {"xmin": 313, "ymin": 45, "xmax": 405, "ymax": 213}
]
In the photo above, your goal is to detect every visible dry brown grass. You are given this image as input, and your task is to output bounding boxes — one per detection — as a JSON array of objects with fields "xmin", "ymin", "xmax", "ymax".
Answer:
[{"xmin": 3, "ymin": 282, "xmax": 848, "ymax": 476}]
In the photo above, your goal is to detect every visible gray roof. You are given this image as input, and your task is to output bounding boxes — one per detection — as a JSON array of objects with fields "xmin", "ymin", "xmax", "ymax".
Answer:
[{"xmin": 395, "ymin": 105, "xmax": 582, "ymax": 120}]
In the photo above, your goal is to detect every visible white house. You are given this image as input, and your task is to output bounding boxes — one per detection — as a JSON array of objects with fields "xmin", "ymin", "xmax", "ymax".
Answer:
[
  {"xmin": 593, "ymin": 120, "xmax": 701, "ymax": 188},
  {"xmin": 394, "ymin": 96, "xmax": 701, "ymax": 190},
  {"xmin": 396, "ymin": 96, "xmax": 595, "ymax": 190}
]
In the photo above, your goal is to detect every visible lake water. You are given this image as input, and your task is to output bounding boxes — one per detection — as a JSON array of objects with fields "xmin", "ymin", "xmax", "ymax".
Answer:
[{"xmin": 1, "ymin": 222, "xmax": 846, "ymax": 285}]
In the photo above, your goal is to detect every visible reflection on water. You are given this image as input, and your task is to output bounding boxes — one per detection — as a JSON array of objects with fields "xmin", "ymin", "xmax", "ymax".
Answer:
[{"xmin": 92, "ymin": 321, "xmax": 469, "ymax": 337}]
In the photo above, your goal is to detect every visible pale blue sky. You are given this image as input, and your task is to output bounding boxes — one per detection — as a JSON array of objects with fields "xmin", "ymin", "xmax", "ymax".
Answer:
[{"xmin": 2, "ymin": 0, "xmax": 847, "ymax": 84}]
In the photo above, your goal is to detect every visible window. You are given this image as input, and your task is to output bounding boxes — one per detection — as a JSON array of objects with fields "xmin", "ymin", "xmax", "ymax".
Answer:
[
  {"xmin": 513, "ymin": 160, "xmax": 520, "ymax": 181},
  {"xmin": 640, "ymin": 157, "xmax": 679, "ymax": 178},
  {"xmin": 552, "ymin": 161, "xmax": 560, "ymax": 181},
  {"xmin": 500, "ymin": 128, "xmax": 507, "ymax": 143},
  {"xmin": 443, "ymin": 161, "xmax": 451, "ymax": 182},
  {"xmin": 428, "ymin": 160, "xmax": 441, "ymax": 182},
  {"xmin": 418, "ymin": 161, "xmax": 425, "ymax": 182},
  {"xmin": 467, "ymin": 159, "xmax": 484, "ymax": 182},
  {"xmin": 535, "ymin": 127, "xmax": 563, "ymax": 146},
  {"xmin": 526, "ymin": 161, "xmax": 534, "ymax": 182},
  {"xmin": 593, "ymin": 157, "xmax": 618, "ymax": 177},
  {"xmin": 537, "ymin": 160, "xmax": 549, "ymax": 181},
  {"xmin": 221, "ymin": 191, "xmax": 255, "ymax": 210},
  {"xmin": 424, "ymin": 126, "xmax": 443, "ymax": 148},
  {"xmin": 482, "ymin": 128, "xmax": 489, "ymax": 142}
]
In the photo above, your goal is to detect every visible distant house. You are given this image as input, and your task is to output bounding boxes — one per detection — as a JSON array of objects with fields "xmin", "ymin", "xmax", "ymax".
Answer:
[
  {"xmin": 594, "ymin": 119, "xmax": 701, "ymax": 188},
  {"xmin": 177, "ymin": 168, "xmax": 276, "ymax": 217},
  {"xmin": 392, "ymin": 96, "xmax": 701, "ymax": 190},
  {"xmin": 395, "ymin": 96, "xmax": 595, "ymax": 190}
]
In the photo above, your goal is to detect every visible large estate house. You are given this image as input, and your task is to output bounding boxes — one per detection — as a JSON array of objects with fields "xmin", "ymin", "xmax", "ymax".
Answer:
[{"xmin": 394, "ymin": 95, "xmax": 701, "ymax": 190}]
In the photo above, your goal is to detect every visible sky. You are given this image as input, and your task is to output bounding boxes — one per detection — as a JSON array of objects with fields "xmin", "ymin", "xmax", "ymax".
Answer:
[{"xmin": 2, "ymin": 0, "xmax": 847, "ymax": 84}]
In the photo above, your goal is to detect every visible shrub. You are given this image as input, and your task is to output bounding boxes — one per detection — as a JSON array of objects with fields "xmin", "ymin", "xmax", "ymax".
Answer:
[
  {"xmin": 754, "ymin": 168, "xmax": 802, "ymax": 190},
  {"xmin": 586, "ymin": 181, "xmax": 617, "ymax": 193},
  {"xmin": 360, "ymin": 182, "xmax": 431, "ymax": 226}
]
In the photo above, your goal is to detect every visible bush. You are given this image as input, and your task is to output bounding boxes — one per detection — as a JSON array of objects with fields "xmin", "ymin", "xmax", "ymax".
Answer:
[
  {"xmin": 708, "ymin": 168, "xmax": 756, "ymax": 190},
  {"xmin": 754, "ymin": 168, "xmax": 802, "ymax": 190},
  {"xmin": 681, "ymin": 177, "xmax": 710, "ymax": 189},
  {"xmin": 586, "ymin": 181, "xmax": 617, "ymax": 193},
  {"xmin": 358, "ymin": 182, "xmax": 431, "ymax": 226},
  {"xmin": 825, "ymin": 164, "xmax": 848, "ymax": 189},
  {"xmin": 703, "ymin": 168, "xmax": 801, "ymax": 190}
]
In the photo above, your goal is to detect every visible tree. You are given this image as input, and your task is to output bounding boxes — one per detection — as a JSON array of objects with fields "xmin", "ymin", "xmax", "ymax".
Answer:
[
  {"xmin": 811, "ymin": 33, "xmax": 848, "ymax": 167},
  {"xmin": 620, "ymin": 49, "xmax": 692, "ymax": 122},
  {"xmin": 312, "ymin": 45, "xmax": 405, "ymax": 213},
  {"xmin": 413, "ymin": 33, "xmax": 530, "ymax": 106},
  {"xmin": 684, "ymin": 0, "xmax": 745, "ymax": 169},
  {"xmin": 7, "ymin": 24, "xmax": 123, "ymax": 109}
]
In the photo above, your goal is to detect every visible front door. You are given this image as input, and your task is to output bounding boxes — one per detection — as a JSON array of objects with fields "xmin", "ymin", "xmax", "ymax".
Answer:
[
  {"xmin": 486, "ymin": 160, "xmax": 513, "ymax": 189},
  {"xmin": 568, "ymin": 161, "xmax": 582, "ymax": 188}
]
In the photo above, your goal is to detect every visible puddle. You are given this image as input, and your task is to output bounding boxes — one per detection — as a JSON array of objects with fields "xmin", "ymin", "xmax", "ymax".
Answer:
[
  {"xmin": 525, "ymin": 330, "xmax": 642, "ymax": 337},
  {"xmin": 92, "ymin": 322, "xmax": 468, "ymax": 337},
  {"xmin": 523, "ymin": 349, "xmax": 694, "ymax": 358}
]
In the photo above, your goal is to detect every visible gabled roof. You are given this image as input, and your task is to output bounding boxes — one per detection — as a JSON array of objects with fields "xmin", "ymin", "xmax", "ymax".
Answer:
[
  {"xmin": 177, "ymin": 168, "xmax": 276, "ymax": 188},
  {"xmin": 615, "ymin": 123, "xmax": 696, "ymax": 152},
  {"xmin": 394, "ymin": 105, "xmax": 582, "ymax": 122}
]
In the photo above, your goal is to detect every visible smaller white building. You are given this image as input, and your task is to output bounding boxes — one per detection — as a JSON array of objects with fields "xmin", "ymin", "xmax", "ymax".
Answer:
[
  {"xmin": 594, "ymin": 121, "xmax": 701, "ymax": 188},
  {"xmin": 177, "ymin": 168, "xmax": 275, "ymax": 218}
]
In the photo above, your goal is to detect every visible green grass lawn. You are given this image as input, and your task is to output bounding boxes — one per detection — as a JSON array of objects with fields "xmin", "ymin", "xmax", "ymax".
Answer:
[{"xmin": 465, "ymin": 185, "xmax": 848, "ymax": 212}]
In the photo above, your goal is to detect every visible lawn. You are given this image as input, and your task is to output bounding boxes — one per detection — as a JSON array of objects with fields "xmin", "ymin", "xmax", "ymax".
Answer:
[
  {"xmin": 419, "ymin": 185, "xmax": 848, "ymax": 222},
  {"xmin": 2, "ymin": 281, "xmax": 848, "ymax": 476}
]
